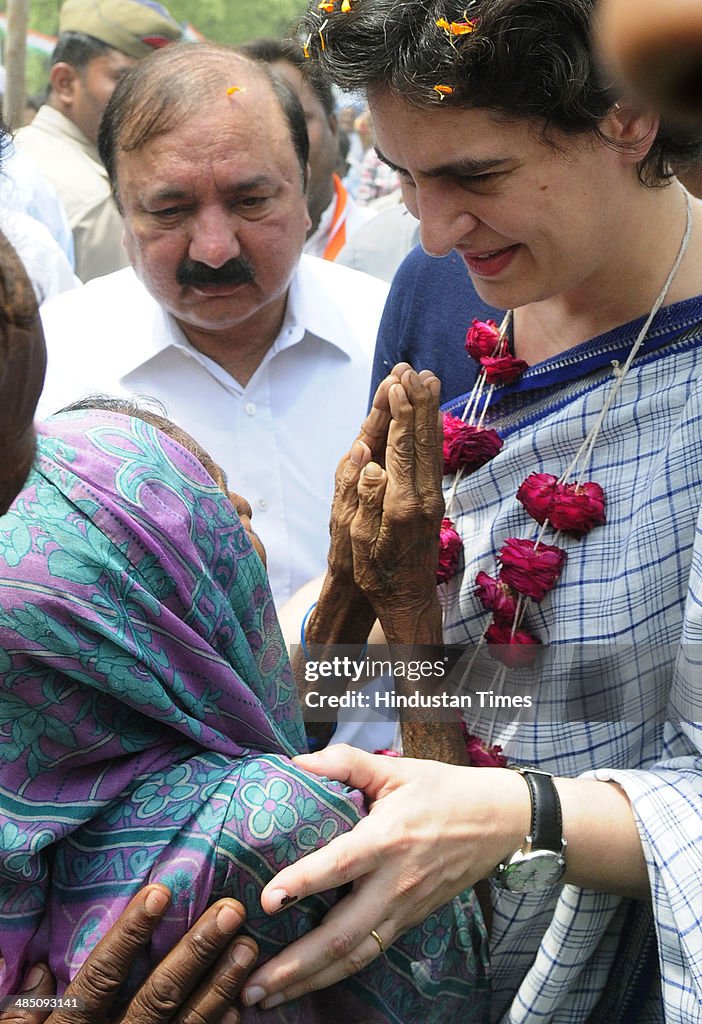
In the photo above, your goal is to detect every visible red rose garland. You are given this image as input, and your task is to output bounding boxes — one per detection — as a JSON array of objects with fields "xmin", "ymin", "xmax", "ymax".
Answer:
[
  {"xmin": 517, "ymin": 473, "xmax": 606, "ymax": 538},
  {"xmin": 437, "ymin": 518, "xmax": 463, "ymax": 584},
  {"xmin": 438, "ymin": 314, "xmax": 607, "ymax": 659},
  {"xmin": 443, "ymin": 415, "xmax": 503, "ymax": 474},
  {"xmin": 460, "ymin": 722, "xmax": 508, "ymax": 768},
  {"xmin": 433, "ymin": 167, "xmax": 691, "ymax": 768},
  {"xmin": 498, "ymin": 538, "xmax": 568, "ymax": 603},
  {"xmin": 437, "ymin": 313, "xmax": 608, "ymax": 763},
  {"xmin": 475, "ymin": 571, "xmax": 518, "ymax": 623}
]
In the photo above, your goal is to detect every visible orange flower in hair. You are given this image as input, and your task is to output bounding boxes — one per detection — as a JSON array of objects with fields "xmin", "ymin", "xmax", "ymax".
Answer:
[
  {"xmin": 449, "ymin": 19, "xmax": 477, "ymax": 33},
  {"xmin": 436, "ymin": 16, "xmax": 477, "ymax": 35}
]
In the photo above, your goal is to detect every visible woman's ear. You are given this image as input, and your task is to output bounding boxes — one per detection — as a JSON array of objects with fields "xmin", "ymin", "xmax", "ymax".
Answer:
[{"xmin": 602, "ymin": 102, "xmax": 660, "ymax": 164}]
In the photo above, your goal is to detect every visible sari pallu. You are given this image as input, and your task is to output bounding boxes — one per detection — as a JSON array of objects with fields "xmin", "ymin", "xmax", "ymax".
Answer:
[{"xmin": 0, "ymin": 410, "xmax": 489, "ymax": 1023}]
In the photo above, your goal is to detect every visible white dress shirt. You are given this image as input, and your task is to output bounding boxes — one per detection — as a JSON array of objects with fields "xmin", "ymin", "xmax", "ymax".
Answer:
[{"xmin": 38, "ymin": 255, "xmax": 389, "ymax": 607}]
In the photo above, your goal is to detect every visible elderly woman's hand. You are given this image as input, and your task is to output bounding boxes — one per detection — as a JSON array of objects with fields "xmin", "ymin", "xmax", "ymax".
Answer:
[
  {"xmin": 324, "ymin": 363, "xmax": 411, "ymax": 587},
  {"xmin": 300, "ymin": 364, "xmax": 416, "ymax": 652},
  {"xmin": 0, "ymin": 886, "xmax": 257, "ymax": 1024},
  {"xmin": 350, "ymin": 366, "xmax": 445, "ymax": 643},
  {"xmin": 304, "ymin": 364, "xmax": 444, "ymax": 653}
]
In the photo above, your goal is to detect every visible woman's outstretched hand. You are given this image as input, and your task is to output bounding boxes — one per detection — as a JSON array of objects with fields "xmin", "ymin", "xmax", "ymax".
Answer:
[{"xmin": 241, "ymin": 745, "xmax": 527, "ymax": 1010}]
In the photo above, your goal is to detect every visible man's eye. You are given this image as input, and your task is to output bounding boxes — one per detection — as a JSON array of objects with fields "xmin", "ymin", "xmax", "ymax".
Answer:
[
  {"xmin": 151, "ymin": 207, "xmax": 184, "ymax": 218},
  {"xmin": 235, "ymin": 196, "xmax": 272, "ymax": 212}
]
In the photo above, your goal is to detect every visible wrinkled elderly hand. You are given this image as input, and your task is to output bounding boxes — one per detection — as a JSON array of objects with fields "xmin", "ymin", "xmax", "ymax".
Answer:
[
  {"xmin": 324, "ymin": 364, "xmax": 410, "ymax": 589},
  {"xmin": 350, "ymin": 366, "xmax": 445, "ymax": 642},
  {"xmin": 310, "ymin": 365, "xmax": 444, "ymax": 651},
  {"xmin": 0, "ymin": 886, "xmax": 257, "ymax": 1024}
]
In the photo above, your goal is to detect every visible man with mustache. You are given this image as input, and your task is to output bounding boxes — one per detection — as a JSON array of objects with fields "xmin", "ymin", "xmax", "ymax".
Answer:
[{"xmin": 37, "ymin": 42, "xmax": 389, "ymax": 609}]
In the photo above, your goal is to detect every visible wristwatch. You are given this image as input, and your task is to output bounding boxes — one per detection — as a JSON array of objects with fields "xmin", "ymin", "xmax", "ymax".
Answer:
[{"xmin": 495, "ymin": 766, "xmax": 567, "ymax": 893}]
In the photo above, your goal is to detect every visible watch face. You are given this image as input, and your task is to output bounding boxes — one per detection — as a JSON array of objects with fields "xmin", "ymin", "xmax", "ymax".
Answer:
[{"xmin": 501, "ymin": 850, "xmax": 566, "ymax": 893}]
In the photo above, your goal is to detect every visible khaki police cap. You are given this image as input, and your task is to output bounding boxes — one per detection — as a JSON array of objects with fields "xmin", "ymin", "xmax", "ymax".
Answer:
[{"xmin": 59, "ymin": 0, "xmax": 183, "ymax": 60}]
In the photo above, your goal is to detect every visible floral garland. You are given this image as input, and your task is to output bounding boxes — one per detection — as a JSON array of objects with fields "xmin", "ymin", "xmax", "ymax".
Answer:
[
  {"xmin": 440, "ymin": 312, "xmax": 606, "ymax": 658},
  {"xmin": 438, "ymin": 193, "xmax": 692, "ymax": 766}
]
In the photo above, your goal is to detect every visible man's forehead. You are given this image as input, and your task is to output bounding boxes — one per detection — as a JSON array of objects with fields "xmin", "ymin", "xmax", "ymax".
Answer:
[
  {"xmin": 119, "ymin": 75, "xmax": 286, "ymax": 157},
  {"xmin": 115, "ymin": 120, "xmax": 297, "ymax": 201},
  {"xmin": 88, "ymin": 47, "xmax": 136, "ymax": 72}
]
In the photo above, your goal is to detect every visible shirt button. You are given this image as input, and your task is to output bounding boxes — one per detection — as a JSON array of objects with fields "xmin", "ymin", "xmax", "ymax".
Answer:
[
  {"xmin": 258, "ymin": 498, "xmax": 268, "ymax": 511},
  {"xmin": 245, "ymin": 402, "xmax": 256, "ymax": 416}
]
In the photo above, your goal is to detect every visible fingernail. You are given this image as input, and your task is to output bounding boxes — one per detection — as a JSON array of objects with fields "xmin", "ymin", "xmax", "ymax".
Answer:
[
  {"xmin": 262, "ymin": 994, "xmax": 285, "ymax": 1010},
  {"xmin": 21, "ymin": 966, "xmax": 45, "ymax": 991},
  {"xmin": 232, "ymin": 942, "xmax": 257, "ymax": 969},
  {"xmin": 362, "ymin": 462, "xmax": 382, "ymax": 479},
  {"xmin": 217, "ymin": 903, "xmax": 243, "ymax": 934},
  {"xmin": 242, "ymin": 985, "xmax": 266, "ymax": 1007},
  {"xmin": 220, "ymin": 1009, "xmax": 240, "ymax": 1024},
  {"xmin": 267, "ymin": 888, "xmax": 299, "ymax": 912},
  {"xmin": 144, "ymin": 888, "xmax": 171, "ymax": 916},
  {"xmin": 349, "ymin": 440, "xmax": 364, "ymax": 465}
]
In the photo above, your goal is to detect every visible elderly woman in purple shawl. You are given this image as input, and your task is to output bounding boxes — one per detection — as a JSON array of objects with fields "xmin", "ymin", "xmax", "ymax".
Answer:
[{"xmin": 0, "ymin": 400, "xmax": 489, "ymax": 1023}]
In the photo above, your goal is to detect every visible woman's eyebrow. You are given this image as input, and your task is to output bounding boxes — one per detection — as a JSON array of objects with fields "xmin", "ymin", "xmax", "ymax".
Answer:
[{"xmin": 376, "ymin": 147, "xmax": 510, "ymax": 178}]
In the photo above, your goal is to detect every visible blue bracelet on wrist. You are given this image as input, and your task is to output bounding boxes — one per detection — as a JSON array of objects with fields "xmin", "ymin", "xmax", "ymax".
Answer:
[{"xmin": 300, "ymin": 601, "xmax": 317, "ymax": 660}]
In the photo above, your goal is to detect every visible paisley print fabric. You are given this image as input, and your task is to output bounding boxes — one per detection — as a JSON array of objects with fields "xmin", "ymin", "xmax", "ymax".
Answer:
[{"xmin": 0, "ymin": 410, "xmax": 489, "ymax": 1022}]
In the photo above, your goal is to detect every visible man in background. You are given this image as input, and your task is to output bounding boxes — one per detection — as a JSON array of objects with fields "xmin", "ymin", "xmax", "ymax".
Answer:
[
  {"xmin": 16, "ymin": 0, "xmax": 182, "ymax": 282},
  {"xmin": 240, "ymin": 38, "xmax": 371, "ymax": 261}
]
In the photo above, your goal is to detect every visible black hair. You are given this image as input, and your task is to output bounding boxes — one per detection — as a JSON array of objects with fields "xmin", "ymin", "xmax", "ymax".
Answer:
[
  {"xmin": 239, "ymin": 36, "xmax": 336, "ymax": 117},
  {"xmin": 300, "ymin": 0, "xmax": 702, "ymax": 184},
  {"xmin": 98, "ymin": 41, "xmax": 309, "ymax": 208},
  {"xmin": 51, "ymin": 31, "xmax": 112, "ymax": 72}
]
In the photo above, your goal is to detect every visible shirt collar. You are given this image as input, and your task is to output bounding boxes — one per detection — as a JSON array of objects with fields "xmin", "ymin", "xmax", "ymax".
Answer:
[
  {"xmin": 283, "ymin": 253, "xmax": 366, "ymax": 360},
  {"xmin": 115, "ymin": 255, "xmax": 363, "ymax": 382}
]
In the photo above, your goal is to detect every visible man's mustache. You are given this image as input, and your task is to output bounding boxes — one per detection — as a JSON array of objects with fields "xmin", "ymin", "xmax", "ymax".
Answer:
[{"xmin": 176, "ymin": 256, "xmax": 255, "ymax": 287}]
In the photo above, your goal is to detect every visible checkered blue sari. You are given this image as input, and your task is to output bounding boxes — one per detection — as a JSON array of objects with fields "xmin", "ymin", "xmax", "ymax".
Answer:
[{"xmin": 442, "ymin": 295, "xmax": 702, "ymax": 1022}]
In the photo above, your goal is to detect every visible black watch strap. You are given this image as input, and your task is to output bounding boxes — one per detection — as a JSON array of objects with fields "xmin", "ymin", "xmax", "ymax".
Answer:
[{"xmin": 513, "ymin": 766, "xmax": 563, "ymax": 852}]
